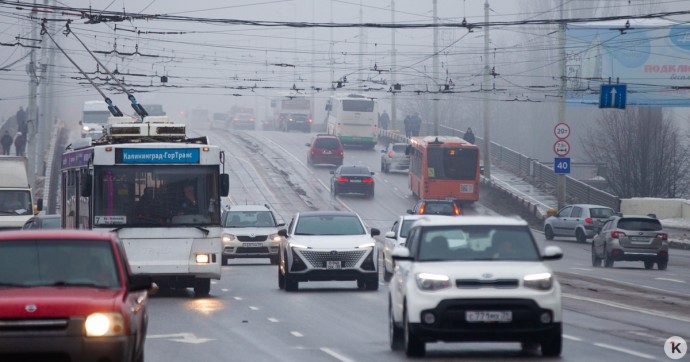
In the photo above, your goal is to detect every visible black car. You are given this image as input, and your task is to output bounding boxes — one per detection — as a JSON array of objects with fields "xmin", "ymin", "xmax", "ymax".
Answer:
[
  {"xmin": 283, "ymin": 113, "xmax": 311, "ymax": 133},
  {"xmin": 407, "ymin": 199, "xmax": 463, "ymax": 216},
  {"xmin": 22, "ymin": 214, "xmax": 61, "ymax": 230},
  {"xmin": 330, "ymin": 165, "xmax": 375, "ymax": 198}
]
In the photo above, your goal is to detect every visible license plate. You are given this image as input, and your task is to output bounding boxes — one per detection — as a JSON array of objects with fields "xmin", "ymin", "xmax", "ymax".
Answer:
[
  {"xmin": 243, "ymin": 242, "xmax": 263, "ymax": 247},
  {"xmin": 460, "ymin": 184, "xmax": 474, "ymax": 193},
  {"xmin": 630, "ymin": 237, "xmax": 649, "ymax": 242},
  {"xmin": 350, "ymin": 179, "xmax": 361, "ymax": 183},
  {"xmin": 326, "ymin": 261, "xmax": 342, "ymax": 269},
  {"xmin": 465, "ymin": 311, "xmax": 512, "ymax": 323},
  {"xmin": 323, "ymin": 150, "xmax": 332, "ymax": 154}
]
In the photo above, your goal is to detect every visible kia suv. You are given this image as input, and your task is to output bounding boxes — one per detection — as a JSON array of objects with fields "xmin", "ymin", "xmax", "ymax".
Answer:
[
  {"xmin": 544, "ymin": 204, "xmax": 615, "ymax": 243},
  {"xmin": 389, "ymin": 216, "xmax": 563, "ymax": 357},
  {"xmin": 306, "ymin": 134, "xmax": 344, "ymax": 167},
  {"xmin": 221, "ymin": 204, "xmax": 285, "ymax": 265},
  {"xmin": 591, "ymin": 214, "xmax": 668, "ymax": 270}
]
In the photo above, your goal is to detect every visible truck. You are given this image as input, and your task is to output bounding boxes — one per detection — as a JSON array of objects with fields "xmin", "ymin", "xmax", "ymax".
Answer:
[
  {"xmin": 0, "ymin": 157, "xmax": 39, "ymax": 230},
  {"xmin": 270, "ymin": 96, "xmax": 312, "ymax": 131},
  {"xmin": 80, "ymin": 100, "xmax": 111, "ymax": 139}
]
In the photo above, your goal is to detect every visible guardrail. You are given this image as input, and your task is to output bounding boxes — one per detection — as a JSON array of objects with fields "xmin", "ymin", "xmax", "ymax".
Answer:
[{"xmin": 378, "ymin": 122, "xmax": 621, "ymax": 211}]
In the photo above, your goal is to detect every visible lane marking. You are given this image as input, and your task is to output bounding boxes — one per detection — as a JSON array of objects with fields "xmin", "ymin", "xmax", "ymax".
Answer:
[
  {"xmin": 563, "ymin": 293, "xmax": 690, "ymax": 323},
  {"xmin": 571, "ymin": 267, "xmax": 592, "ymax": 271},
  {"xmin": 233, "ymin": 297, "xmax": 243, "ymax": 301},
  {"xmin": 594, "ymin": 343, "xmax": 655, "ymax": 360},
  {"xmin": 221, "ymin": 288, "xmax": 229, "ymax": 292},
  {"xmin": 630, "ymin": 331, "xmax": 666, "ymax": 342},
  {"xmin": 211, "ymin": 281, "xmax": 217, "ymax": 285},
  {"xmin": 655, "ymin": 277, "xmax": 685, "ymax": 283},
  {"xmin": 598, "ymin": 277, "xmax": 690, "ymax": 298},
  {"xmin": 563, "ymin": 334, "xmax": 583, "ymax": 342},
  {"xmin": 320, "ymin": 347, "xmax": 356, "ymax": 362},
  {"xmin": 291, "ymin": 331, "xmax": 303, "ymax": 337},
  {"xmin": 268, "ymin": 318, "xmax": 279, "ymax": 323},
  {"xmin": 249, "ymin": 306, "xmax": 260, "ymax": 311}
]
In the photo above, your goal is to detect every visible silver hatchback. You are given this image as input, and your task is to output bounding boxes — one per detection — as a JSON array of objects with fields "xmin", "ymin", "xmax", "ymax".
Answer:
[
  {"xmin": 591, "ymin": 215, "xmax": 668, "ymax": 270},
  {"xmin": 380, "ymin": 143, "xmax": 410, "ymax": 173},
  {"xmin": 544, "ymin": 204, "xmax": 614, "ymax": 243}
]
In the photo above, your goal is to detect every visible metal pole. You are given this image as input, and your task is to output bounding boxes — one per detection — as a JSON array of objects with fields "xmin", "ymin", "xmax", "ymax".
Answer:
[
  {"xmin": 37, "ymin": 0, "xmax": 51, "ymax": 176},
  {"xmin": 557, "ymin": 0, "xmax": 567, "ymax": 209},
  {"xmin": 390, "ymin": 0, "xmax": 397, "ymax": 131},
  {"xmin": 26, "ymin": 0, "xmax": 39, "ymax": 187},
  {"xmin": 358, "ymin": 0, "xmax": 364, "ymax": 83},
  {"xmin": 482, "ymin": 0, "xmax": 492, "ymax": 180},
  {"xmin": 432, "ymin": 0, "xmax": 439, "ymax": 135}
]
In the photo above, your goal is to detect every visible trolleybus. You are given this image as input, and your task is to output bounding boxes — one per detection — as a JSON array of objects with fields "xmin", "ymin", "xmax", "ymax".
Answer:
[
  {"xmin": 407, "ymin": 136, "xmax": 481, "ymax": 203},
  {"xmin": 326, "ymin": 94, "xmax": 378, "ymax": 148},
  {"xmin": 61, "ymin": 117, "xmax": 230, "ymax": 297}
]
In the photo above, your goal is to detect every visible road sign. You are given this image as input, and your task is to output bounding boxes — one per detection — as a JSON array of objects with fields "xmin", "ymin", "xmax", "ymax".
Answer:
[
  {"xmin": 553, "ymin": 140, "xmax": 570, "ymax": 157},
  {"xmin": 599, "ymin": 84, "xmax": 627, "ymax": 109},
  {"xmin": 554, "ymin": 123, "xmax": 570, "ymax": 140},
  {"xmin": 554, "ymin": 157, "xmax": 571, "ymax": 174}
]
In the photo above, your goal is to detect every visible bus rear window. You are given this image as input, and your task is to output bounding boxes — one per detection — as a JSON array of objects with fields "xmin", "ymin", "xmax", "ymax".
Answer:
[
  {"xmin": 427, "ymin": 148, "xmax": 479, "ymax": 180},
  {"xmin": 342, "ymin": 100, "xmax": 375, "ymax": 112}
]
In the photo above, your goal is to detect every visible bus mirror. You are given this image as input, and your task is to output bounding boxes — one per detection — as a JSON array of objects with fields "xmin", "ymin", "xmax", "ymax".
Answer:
[
  {"xmin": 36, "ymin": 198, "xmax": 44, "ymax": 212},
  {"xmin": 220, "ymin": 174, "xmax": 230, "ymax": 196},
  {"xmin": 80, "ymin": 174, "xmax": 92, "ymax": 197}
]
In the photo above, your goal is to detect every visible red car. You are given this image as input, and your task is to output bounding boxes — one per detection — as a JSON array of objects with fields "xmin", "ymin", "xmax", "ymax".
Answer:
[
  {"xmin": 0, "ymin": 230, "xmax": 154, "ymax": 362},
  {"xmin": 306, "ymin": 134, "xmax": 344, "ymax": 167}
]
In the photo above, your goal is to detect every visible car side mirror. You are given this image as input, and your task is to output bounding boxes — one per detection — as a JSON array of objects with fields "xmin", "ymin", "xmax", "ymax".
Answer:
[
  {"xmin": 542, "ymin": 246, "xmax": 563, "ymax": 261},
  {"xmin": 128, "ymin": 274, "xmax": 155, "ymax": 293},
  {"xmin": 220, "ymin": 174, "xmax": 230, "ymax": 197},
  {"xmin": 278, "ymin": 229, "xmax": 288, "ymax": 237},
  {"xmin": 305, "ymin": 143, "xmax": 311, "ymax": 147},
  {"xmin": 370, "ymin": 228, "xmax": 380, "ymax": 237},
  {"xmin": 277, "ymin": 222, "xmax": 286, "ymax": 227},
  {"xmin": 392, "ymin": 247, "xmax": 412, "ymax": 260},
  {"xmin": 385, "ymin": 231, "xmax": 396, "ymax": 239},
  {"xmin": 406, "ymin": 209, "xmax": 414, "ymax": 215},
  {"xmin": 329, "ymin": 170, "xmax": 335, "ymax": 174},
  {"xmin": 380, "ymin": 149, "xmax": 385, "ymax": 153},
  {"xmin": 36, "ymin": 198, "xmax": 43, "ymax": 212}
]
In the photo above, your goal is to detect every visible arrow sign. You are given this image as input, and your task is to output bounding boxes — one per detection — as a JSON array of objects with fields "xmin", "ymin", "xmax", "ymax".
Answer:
[
  {"xmin": 148, "ymin": 333, "xmax": 215, "ymax": 344},
  {"xmin": 599, "ymin": 84, "xmax": 627, "ymax": 109}
]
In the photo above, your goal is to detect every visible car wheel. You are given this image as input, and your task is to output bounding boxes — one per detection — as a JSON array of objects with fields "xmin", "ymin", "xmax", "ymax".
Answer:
[
  {"xmin": 193, "ymin": 278, "xmax": 211, "ymax": 298},
  {"xmin": 333, "ymin": 186, "xmax": 339, "ymax": 197},
  {"xmin": 389, "ymin": 299, "xmax": 404, "ymax": 351},
  {"xmin": 381, "ymin": 161, "xmax": 386, "ymax": 173},
  {"xmin": 544, "ymin": 225, "xmax": 554, "ymax": 241},
  {"xmin": 404, "ymin": 306, "xmax": 425, "ymax": 357},
  {"xmin": 368, "ymin": 189, "xmax": 375, "ymax": 199},
  {"xmin": 591, "ymin": 243, "xmax": 602, "ymax": 267},
  {"xmin": 270, "ymin": 255, "xmax": 279, "ymax": 265},
  {"xmin": 383, "ymin": 266, "xmax": 393, "ymax": 282},
  {"xmin": 657, "ymin": 257, "xmax": 668, "ymax": 270},
  {"xmin": 221, "ymin": 256, "xmax": 228, "ymax": 266},
  {"xmin": 576, "ymin": 229, "xmax": 586, "ymax": 243},
  {"xmin": 603, "ymin": 247, "xmax": 614, "ymax": 268},
  {"xmin": 644, "ymin": 260, "xmax": 655, "ymax": 269},
  {"xmin": 357, "ymin": 279, "xmax": 366, "ymax": 290},
  {"xmin": 540, "ymin": 324, "xmax": 562, "ymax": 357},
  {"xmin": 365, "ymin": 275, "xmax": 379, "ymax": 291},
  {"xmin": 521, "ymin": 342, "xmax": 539, "ymax": 353}
]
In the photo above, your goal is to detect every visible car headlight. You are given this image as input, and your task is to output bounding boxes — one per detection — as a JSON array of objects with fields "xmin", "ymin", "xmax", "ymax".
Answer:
[
  {"xmin": 415, "ymin": 273, "xmax": 451, "ymax": 291},
  {"xmin": 523, "ymin": 272, "xmax": 553, "ymax": 290},
  {"xmin": 85, "ymin": 312, "xmax": 125, "ymax": 337},
  {"xmin": 269, "ymin": 233, "xmax": 281, "ymax": 242},
  {"xmin": 289, "ymin": 243, "xmax": 309, "ymax": 249},
  {"xmin": 357, "ymin": 242, "xmax": 375, "ymax": 249},
  {"xmin": 82, "ymin": 125, "xmax": 90, "ymax": 131},
  {"xmin": 222, "ymin": 234, "xmax": 236, "ymax": 242}
]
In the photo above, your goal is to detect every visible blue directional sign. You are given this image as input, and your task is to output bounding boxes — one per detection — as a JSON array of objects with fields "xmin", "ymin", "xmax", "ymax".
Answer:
[
  {"xmin": 599, "ymin": 84, "xmax": 627, "ymax": 109},
  {"xmin": 554, "ymin": 157, "xmax": 571, "ymax": 174}
]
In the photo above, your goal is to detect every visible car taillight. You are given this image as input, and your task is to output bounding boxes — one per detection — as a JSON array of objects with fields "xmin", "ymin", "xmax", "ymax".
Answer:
[
  {"xmin": 337, "ymin": 123, "xmax": 341, "ymax": 129},
  {"xmin": 308, "ymin": 118, "xmax": 313, "ymax": 123},
  {"xmin": 611, "ymin": 230, "xmax": 626, "ymax": 239},
  {"xmin": 362, "ymin": 177, "xmax": 373, "ymax": 183},
  {"xmin": 388, "ymin": 151, "xmax": 393, "ymax": 158},
  {"xmin": 337, "ymin": 177, "xmax": 349, "ymax": 182},
  {"xmin": 250, "ymin": 118, "xmax": 254, "ymax": 122},
  {"xmin": 310, "ymin": 150, "xmax": 315, "ymax": 155},
  {"xmin": 339, "ymin": 150, "xmax": 343, "ymax": 156},
  {"xmin": 656, "ymin": 233, "xmax": 668, "ymax": 241},
  {"xmin": 233, "ymin": 118, "xmax": 238, "ymax": 122},
  {"xmin": 585, "ymin": 217, "xmax": 592, "ymax": 224}
]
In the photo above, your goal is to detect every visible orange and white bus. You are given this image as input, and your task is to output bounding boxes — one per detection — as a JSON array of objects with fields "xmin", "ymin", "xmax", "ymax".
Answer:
[{"xmin": 408, "ymin": 136, "xmax": 481, "ymax": 203}]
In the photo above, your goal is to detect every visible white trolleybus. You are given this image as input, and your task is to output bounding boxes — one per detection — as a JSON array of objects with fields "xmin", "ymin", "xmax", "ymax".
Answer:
[
  {"xmin": 326, "ymin": 94, "xmax": 379, "ymax": 149},
  {"xmin": 61, "ymin": 116, "xmax": 230, "ymax": 297}
]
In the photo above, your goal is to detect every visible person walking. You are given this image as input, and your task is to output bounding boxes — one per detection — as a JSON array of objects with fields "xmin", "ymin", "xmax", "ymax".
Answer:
[
  {"xmin": 15, "ymin": 107, "xmax": 28, "ymax": 136},
  {"xmin": 378, "ymin": 110, "xmax": 390, "ymax": 130},
  {"xmin": 14, "ymin": 132, "xmax": 26, "ymax": 156},
  {"xmin": 463, "ymin": 127, "xmax": 475, "ymax": 144},
  {"xmin": 1, "ymin": 131, "xmax": 12, "ymax": 155},
  {"xmin": 403, "ymin": 115, "xmax": 411, "ymax": 138},
  {"xmin": 410, "ymin": 112, "xmax": 422, "ymax": 137}
]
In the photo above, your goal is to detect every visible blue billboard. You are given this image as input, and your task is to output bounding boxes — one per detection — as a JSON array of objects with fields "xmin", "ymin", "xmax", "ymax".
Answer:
[{"xmin": 566, "ymin": 21, "xmax": 690, "ymax": 107}]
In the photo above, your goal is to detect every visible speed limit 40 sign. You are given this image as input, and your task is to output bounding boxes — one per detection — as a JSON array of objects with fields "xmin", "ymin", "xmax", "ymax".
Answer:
[{"xmin": 554, "ymin": 123, "xmax": 570, "ymax": 140}]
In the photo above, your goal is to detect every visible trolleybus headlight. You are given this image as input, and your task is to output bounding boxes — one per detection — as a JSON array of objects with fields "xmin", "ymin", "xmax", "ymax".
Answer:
[
  {"xmin": 195, "ymin": 254, "xmax": 210, "ymax": 264},
  {"xmin": 85, "ymin": 312, "xmax": 124, "ymax": 337},
  {"xmin": 82, "ymin": 125, "xmax": 90, "ymax": 131}
]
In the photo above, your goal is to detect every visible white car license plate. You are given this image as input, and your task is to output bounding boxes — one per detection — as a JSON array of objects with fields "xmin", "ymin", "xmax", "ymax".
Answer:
[
  {"xmin": 465, "ymin": 311, "xmax": 512, "ymax": 323},
  {"xmin": 243, "ymin": 242, "xmax": 264, "ymax": 247},
  {"xmin": 326, "ymin": 261, "xmax": 342, "ymax": 269}
]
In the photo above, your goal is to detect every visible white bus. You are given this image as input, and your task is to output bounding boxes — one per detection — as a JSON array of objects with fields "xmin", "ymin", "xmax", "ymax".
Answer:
[
  {"xmin": 61, "ymin": 118, "xmax": 230, "ymax": 297},
  {"xmin": 326, "ymin": 94, "xmax": 378, "ymax": 148}
]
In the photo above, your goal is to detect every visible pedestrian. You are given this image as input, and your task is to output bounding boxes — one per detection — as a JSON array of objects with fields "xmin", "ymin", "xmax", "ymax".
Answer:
[
  {"xmin": 410, "ymin": 113, "xmax": 422, "ymax": 137},
  {"xmin": 403, "ymin": 115, "xmax": 411, "ymax": 138},
  {"xmin": 1, "ymin": 131, "xmax": 12, "ymax": 155},
  {"xmin": 463, "ymin": 127, "xmax": 475, "ymax": 144},
  {"xmin": 378, "ymin": 110, "xmax": 390, "ymax": 130},
  {"xmin": 14, "ymin": 132, "xmax": 26, "ymax": 156},
  {"xmin": 15, "ymin": 107, "xmax": 27, "ymax": 135}
]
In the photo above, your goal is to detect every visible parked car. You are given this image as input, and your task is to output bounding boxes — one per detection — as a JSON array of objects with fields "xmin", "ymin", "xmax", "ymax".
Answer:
[
  {"xmin": 544, "ymin": 204, "xmax": 615, "ymax": 243},
  {"xmin": 22, "ymin": 214, "xmax": 61, "ymax": 230},
  {"xmin": 306, "ymin": 134, "xmax": 344, "ymax": 167},
  {"xmin": 389, "ymin": 216, "xmax": 563, "ymax": 357},
  {"xmin": 0, "ymin": 230, "xmax": 155, "ymax": 361},
  {"xmin": 407, "ymin": 199, "xmax": 463, "ymax": 216},
  {"xmin": 380, "ymin": 143, "xmax": 410, "ymax": 173},
  {"xmin": 231, "ymin": 113, "xmax": 255, "ymax": 130},
  {"xmin": 221, "ymin": 204, "xmax": 285, "ymax": 265},
  {"xmin": 282, "ymin": 113, "xmax": 312, "ymax": 132},
  {"xmin": 591, "ymin": 213, "xmax": 668, "ymax": 270},
  {"xmin": 330, "ymin": 165, "xmax": 375, "ymax": 198},
  {"xmin": 277, "ymin": 211, "xmax": 380, "ymax": 291}
]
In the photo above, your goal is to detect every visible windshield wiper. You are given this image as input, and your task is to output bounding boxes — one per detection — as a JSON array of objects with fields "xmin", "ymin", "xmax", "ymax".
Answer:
[{"xmin": 195, "ymin": 226, "xmax": 209, "ymax": 236}]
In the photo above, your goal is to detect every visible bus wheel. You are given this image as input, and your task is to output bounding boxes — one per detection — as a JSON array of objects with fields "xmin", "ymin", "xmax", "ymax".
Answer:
[{"xmin": 194, "ymin": 278, "xmax": 211, "ymax": 298}]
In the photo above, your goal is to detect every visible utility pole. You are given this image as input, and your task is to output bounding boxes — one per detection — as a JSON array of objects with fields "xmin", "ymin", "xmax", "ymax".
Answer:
[
  {"xmin": 482, "ymin": 0, "xmax": 492, "ymax": 180},
  {"xmin": 390, "ymin": 0, "xmax": 397, "ymax": 131},
  {"xmin": 37, "ymin": 0, "xmax": 52, "ymax": 176},
  {"xmin": 26, "ymin": 0, "xmax": 39, "ymax": 187},
  {"xmin": 557, "ymin": 0, "xmax": 567, "ymax": 209},
  {"xmin": 358, "ymin": 0, "xmax": 364, "ymax": 84},
  {"xmin": 330, "ymin": 0, "xmax": 335, "ymax": 104},
  {"xmin": 432, "ymin": 0, "xmax": 439, "ymax": 135},
  {"xmin": 311, "ymin": 0, "xmax": 315, "ymax": 121}
]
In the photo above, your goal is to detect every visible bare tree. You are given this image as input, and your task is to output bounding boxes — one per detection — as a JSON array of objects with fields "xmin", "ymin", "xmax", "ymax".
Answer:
[{"xmin": 582, "ymin": 108, "xmax": 690, "ymax": 198}]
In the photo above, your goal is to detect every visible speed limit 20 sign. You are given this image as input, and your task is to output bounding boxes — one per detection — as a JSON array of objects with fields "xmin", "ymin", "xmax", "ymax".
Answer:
[{"xmin": 554, "ymin": 123, "xmax": 570, "ymax": 140}]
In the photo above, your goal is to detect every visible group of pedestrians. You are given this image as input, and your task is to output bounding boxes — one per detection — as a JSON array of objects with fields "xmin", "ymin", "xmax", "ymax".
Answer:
[
  {"xmin": 1, "ymin": 107, "xmax": 29, "ymax": 156},
  {"xmin": 403, "ymin": 113, "xmax": 422, "ymax": 138}
]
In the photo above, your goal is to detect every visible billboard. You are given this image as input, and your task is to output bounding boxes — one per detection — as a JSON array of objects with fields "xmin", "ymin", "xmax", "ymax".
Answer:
[{"xmin": 566, "ymin": 21, "xmax": 690, "ymax": 107}]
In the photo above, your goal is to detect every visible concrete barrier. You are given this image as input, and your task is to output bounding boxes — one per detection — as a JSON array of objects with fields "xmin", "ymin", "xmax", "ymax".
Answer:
[{"xmin": 620, "ymin": 198, "xmax": 687, "ymax": 219}]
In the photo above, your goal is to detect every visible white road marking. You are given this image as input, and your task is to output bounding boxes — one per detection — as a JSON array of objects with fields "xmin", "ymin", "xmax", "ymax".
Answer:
[
  {"xmin": 320, "ymin": 347, "xmax": 356, "ymax": 362},
  {"xmin": 571, "ymin": 267, "xmax": 592, "ymax": 271},
  {"xmin": 249, "ymin": 306, "xmax": 260, "ymax": 311},
  {"xmin": 211, "ymin": 281, "xmax": 217, "ymax": 285},
  {"xmin": 594, "ymin": 343, "xmax": 655, "ymax": 360},
  {"xmin": 268, "ymin": 318, "xmax": 279, "ymax": 323},
  {"xmin": 655, "ymin": 277, "xmax": 685, "ymax": 283},
  {"xmin": 233, "ymin": 297, "xmax": 243, "ymax": 301},
  {"xmin": 221, "ymin": 288, "xmax": 229, "ymax": 292},
  {"xmin": 291, "ymin": 331, "xmax": 303, "ymax": 337},
  {"xmin": 599, "ymin": 277, "xmax": 690, "ymax": 297},
  {"xmin": 563, "ymin": 334, "xmax": 583, "ymax": 341},
  {"xmin": 147, "ymin": 333, "xmax": 215, "ymax": 344},
  {"xmin": 630, "ymin": 331, "xmax": 666, "ymax": 342},
  {"xmin": 563, "ymin": 293, "xmax": 690, "ymax": 323}
]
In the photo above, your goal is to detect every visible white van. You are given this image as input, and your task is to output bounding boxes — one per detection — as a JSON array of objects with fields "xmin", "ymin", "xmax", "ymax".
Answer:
[{"xmin": 0, "ymin": 157, "xmax": 39, "ymax": 230}]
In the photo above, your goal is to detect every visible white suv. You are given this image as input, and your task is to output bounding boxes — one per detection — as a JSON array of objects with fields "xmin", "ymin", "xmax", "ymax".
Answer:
[
  {"xmin": 389, "ymin": 216, "xmax": 563, "ymax": 357},
  {"xmin": 221, "ymin": 205, "xmax": 285, "ymax": 265}
]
